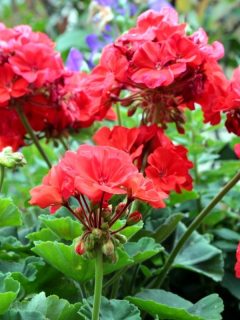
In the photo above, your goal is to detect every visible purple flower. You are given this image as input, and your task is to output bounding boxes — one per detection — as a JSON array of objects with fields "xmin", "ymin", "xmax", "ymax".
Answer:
[
  {"xmin": 148, "ymin": 0, "xmax": 172, "ymax": 11},
  {"xmin": 65, "ymin": 48, "xmax": 83, "ymax": 71},
  {"xmin": 96, "ymin": 0, "xmax": 114, "ymax": 5},
  {"xmin": 86, "ymin": 34, "xmax": 102, "ymax": 52}
]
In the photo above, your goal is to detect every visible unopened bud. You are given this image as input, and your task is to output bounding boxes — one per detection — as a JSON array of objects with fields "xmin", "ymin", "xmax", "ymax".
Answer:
[
  {"xmin": 126, "ymin": 211, "xmax": 142, "ymax": 226},
  {"xmin": 116, "ymin": 202, "xmax": 128, "ymax": 218},
  {"xmin": 127, "ymin": 105, "xmax": 137, "ymax": 117},
  {"xmin": 102, "ymin": 239, "xmax": 115, "ymax": 257},
  {"xmin": 85, "ymin": 235, "xmax": 95, "ymax": 251},
  {"xmin": 101, "ymin": 222, "xmax": 109, "ymax": 231},
  {"xmin": 75, "ymin": 240, "xmax": 85, "ymax": 255},
  {"xmin": 0, "ymin": 147, "xmax": 27, "ymax": 169},
  {"xmin": 114, "ymin": 233, "xmax": 127, "ymax": 244},
  {"xmin": 102, "ymin": 205, "xmax": 112, "ymax": 221},
  {"xmin": 92, "ymin": 228, "xmax": 103, "ymax": 239}
]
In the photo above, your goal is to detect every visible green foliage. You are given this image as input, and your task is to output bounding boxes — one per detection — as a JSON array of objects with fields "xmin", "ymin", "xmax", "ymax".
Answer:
[
  {"xmin": 2, "ymin": 292, "xmax": 82, "ymax": 320},
  {"xmin": 173, "ymin": 223, "xmax": 224, "ymax": 281},
  {"xmin": 79, "ymin": 297, "xmax": 141, "ymax": 319},
  {"xmin": 127, "ymin": 289, "xmax": 224, "ymax": 320},
  {"xmin": 0, "ymin": 198, "xmax": 22, "ymax": 227},
  {"xmin": 0, "ymin": 273, "xmax": 20, "ymax": 315}
]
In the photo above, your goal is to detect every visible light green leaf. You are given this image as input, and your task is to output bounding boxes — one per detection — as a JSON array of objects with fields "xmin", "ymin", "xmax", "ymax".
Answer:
[
  {"xmin": 0, "ymin": 273, "xmax": 20, "ymax": 315},
  {"xmin": 79, "ymin": 297, "xmax": 141, "ymax": 320},
  {"xmin": 39, "ymin": 215, "xmax": 82, "ymax": 240},
  {"xmin": 32, "ymin": 241, "xmax": 133, "ymax": 282},
  {"xmin": 173, "ymin": 223, "xmax": 224, "ymax": 281},
  {"xmin": 127, "ymin": 289, "xmax": 223, "ymax": 320},
  {"xmin": 27, "ymin": 228, "xmax": 60, "ymax": 242},
  {"xmin": 2, "ymin": 292, "xmax": 81, "ymax": 320},
  {"xmin": 0, "ymin": 198, "xmax": 22, "ymax": 227},
  {"xmin": 169, "ymin": 191, "xmax": 199, "ymax": 205},
  {"xmin": 124, "ymin": 237, "xmax": 163, "ymax": 263}
]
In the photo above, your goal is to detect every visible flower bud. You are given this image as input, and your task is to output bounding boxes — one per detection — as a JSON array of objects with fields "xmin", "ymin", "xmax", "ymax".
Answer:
[
  {"xmin": 114, "ymin": 233, "xmax": 127, "ymax": 244},
  {"xmin": 116, "ymin": 202, "xmax": 128, "ymax": 218},
  {"xmin": 0, "ymin": 147, "xmax": 26, "ymax": 169},
  {"xmin": 85, "ymin": 234, "xmax": 95, "ymax": 251},
  {"xmin": 102, "ymin": 205, "xmax": 112, "ymax": 221},
  {"xmin": 75, "ymin": 240, "xmax": 85, "ymax": 255},
  {"xmin": 92, "ymin": 228, "xmax": 103, "ymax": 239},
  {"xmin": 127, "ymin": 105, "xmax": 137, "ymax": 117},
  {"xmin": 126, "ymin": 211, "xmax": 142, "ymax": 226},
  {"xmin": 102, "ymin": 239, "xmax": 115, "ymax": 257}
]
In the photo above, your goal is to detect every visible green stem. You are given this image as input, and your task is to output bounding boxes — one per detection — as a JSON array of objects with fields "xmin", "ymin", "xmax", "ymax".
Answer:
[
  {"xmin": 0, "ymin": 166, "xmax": 5, "ymax": 193},
  {"xmin": 16, "ymin": 106, "xmax": 51, "ymax": 169},
  {"xmin": 116, "ymin": 103, "xmax": 122, "ymax": 126},
  {"xmin": 92, "ymin": 249, "xmax": 103, "ymax": 320},
  {"xmin": 154, "ymin": 170, "xmax": 240, "ymax": 288}
]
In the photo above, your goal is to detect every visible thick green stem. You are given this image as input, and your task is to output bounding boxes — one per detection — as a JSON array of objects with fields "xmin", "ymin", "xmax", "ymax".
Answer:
[
  {"xmin": 0, "ymin": 166, "xmax": 5, "ymax": 193},
  {"xmin": 154, "ymin": 170, "xmax": 240, "ymax": 288},
  {"xmin": 16, "ymin": 106, "xmax": 51, "ymax": 168},
  {"xmin": 116, "ymin": 103, "xmax": 122, "ymax": 126},
  {"xmin": 92, "ymin": 249, "xmax": 103, "ymax": 320}
]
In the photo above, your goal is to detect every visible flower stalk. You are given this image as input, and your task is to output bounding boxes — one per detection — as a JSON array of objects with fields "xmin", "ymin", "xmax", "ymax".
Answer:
[
  {"xmin": 0, "ymin": 166, "xmax": 4, "ymax": 193},
  {"xmin": 154, "ymin": 170, "xmax": 240, "ymax": 287},
  {"xmin": 92, "ymin": 248, "xmax": 103, "ymax": 320},
  {"xmin": 16, "ymin": 105, "xmax": 52, "ymax": 169}
]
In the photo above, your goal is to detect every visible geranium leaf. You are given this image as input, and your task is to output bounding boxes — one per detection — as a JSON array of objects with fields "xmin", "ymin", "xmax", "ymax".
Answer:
[
  {"xmin": 0, "ymin": 198, "xmax": 22, "ymax": 227},
  {"xmin": 127, "ymin": 289, "xmax": 223, "ymax": 320},
  {"xmin": 79, "ymin": 296, "xmax": 141, "ymax": 320},
  {"xmin": 0, "ymin": 273, "xmax": 20, "ymax": 315}
]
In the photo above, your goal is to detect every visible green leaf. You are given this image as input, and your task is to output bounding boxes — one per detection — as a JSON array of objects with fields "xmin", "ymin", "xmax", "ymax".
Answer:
[
  {"xmin": 169, "ymin": 190, "xmax": 199, "ymax": 205},
  {"xmin": 79, "ymin": 297, "xmax": 141, "ymax": 320},
  {"xmin": 32, "ymin": 241, "xmax": 133, "ymax": 282},
  {"xmin": 213, "ymin": 228, "xmax": 240, "ymax": 242},
  {"xmin": 56, "ymin": 30, "xmax": 89, "ymax": 52},
  {"xmin": 39, "ymin": 215, "xmax": 82, "ymax": 240},
  {"xmin": 124, "ymin": 237, "xmax": 163, "ymax": 263},
  {"xmin": 27, "ymin": 228, "xmax": 60, "ymax": 242},
  {"xmin": 2, "ymin": 292, "xmax": 81, "ymax": 320},
  {"xmin": 173, "ymin": 223, "xmax": 224, "ymax": 281},
  {"xmin": 0, "ymin": 198, "xmax": 22, "ymax": 227},
  {"xmin": 127, "ymin": 289, "xmax": 223, "ymax": 320},
  {"xmin": 0, "ymin": 256, "xmax": 45, "ymax": 285},
  {"xmin": 0, "ymin": 273, "xmax": 20, "ymax": 315}
]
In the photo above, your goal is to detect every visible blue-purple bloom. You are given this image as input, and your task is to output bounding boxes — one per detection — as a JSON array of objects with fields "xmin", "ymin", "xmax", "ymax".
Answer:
[
  {"xmin": 66, "ymin": 48, "xmax": 83, "ymax": 71},
  {"xmin": 148, "ymin": 0, "xmax": 172, "ymax": 11}
]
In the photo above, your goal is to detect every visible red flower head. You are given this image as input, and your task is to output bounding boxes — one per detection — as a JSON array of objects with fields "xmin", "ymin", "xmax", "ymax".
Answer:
[
  {"xmin": 61, "ymin": 145, "xmax": 139, "ymax": 203},
  {"xmin": 234, "ymin": 144, "xmax": 240, "ymax": 159},
  {"xmin": 29, "ymin": 165, "xmax": 75, "ymax": 213},
  {"xmin": 235, "ymin": 243, "xmax": 240, "ymax": 278},
  {"xmin": 146, "ymin": 146, "xmax": 193, "ymax": 193}
]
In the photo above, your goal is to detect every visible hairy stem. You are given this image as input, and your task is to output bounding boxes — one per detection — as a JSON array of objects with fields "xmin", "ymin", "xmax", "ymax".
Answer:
[
  {"xmin": 92, "ymin": 249, "xmax": 103, "ymax": 320},
  {"xmin": 0, "ymin": 166, "xmax": 5, "ymax": 193},
  {"xmin": 16, "ymin": 106, "xmax": 51, "ymax": 168},
  {"xmin": 154, "ymin": 170, "xmax": 240, "ymax": 288}
]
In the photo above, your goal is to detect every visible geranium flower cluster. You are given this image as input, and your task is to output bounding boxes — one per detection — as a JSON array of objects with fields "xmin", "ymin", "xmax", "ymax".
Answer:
[
  {"xmin": 30, "ymin": 144, "xmax": 166, "ymax": 260},
  {"xmin": 94, "ymin": 125, "xmax": 193, "ymax": 194},
  {"xmin": 87, "ymin": 7, "xmax": 240, "ymax": 136},
  {"xmin": 0, "ymin": 24, "xmax": 114, "ymax": 152}
]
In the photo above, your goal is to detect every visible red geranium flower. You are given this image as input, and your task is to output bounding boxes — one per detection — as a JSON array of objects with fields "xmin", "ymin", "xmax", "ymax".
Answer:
[
  {"xmin": 235, "ymin": 243, "xmax": 240, "ymax": 278},
  {"xmin": 29, "ymin": 164, "xmax": 75, "ymax": 213},
  {"xmin": 146, "ymin": 146, "xmax": 193, "ymax": 193},
  {"xmin": 0, "ymin": 63, "xmax": 28, "ymax": 104},
  {"xmin": 61, "ymin": 145, "xmax": 139, "ymax": 203}
]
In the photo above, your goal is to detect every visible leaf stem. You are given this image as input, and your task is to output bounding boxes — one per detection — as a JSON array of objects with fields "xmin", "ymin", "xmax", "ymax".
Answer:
[
  {"xmin": 154, "ymin": 170, "xmax": 240, "ymax": 287},
  {"xmin": 16, "ymin": 106, "xmax": 51, "ymax": 168},
  {"xmin": 0, "ymin": 166, "xmax": 5, "ymax": 193},
  {"xmin": 116, "ymin": 103, "xmax": 122, "ymax": 126},
  {"xmin": 92, "ymin": 249, "xmax": 103, "ymax": 320}
]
